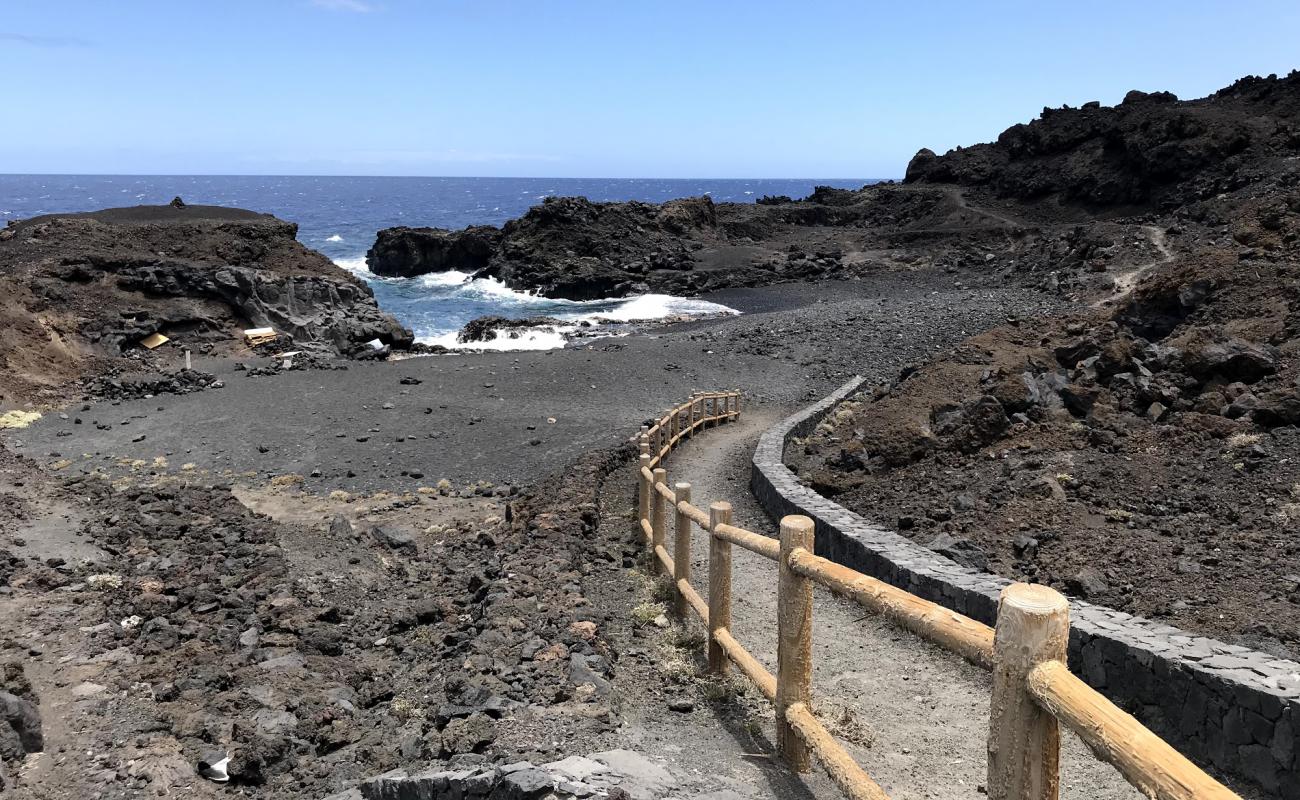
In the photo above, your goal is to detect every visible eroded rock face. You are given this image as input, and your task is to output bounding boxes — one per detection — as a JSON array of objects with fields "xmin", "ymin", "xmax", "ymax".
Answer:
[
  {"xmin": 0, "ymin": 205, "xmax": 414, "ymax": 400},
  {"xmin": 112, "ymin": 261, "xmax": 412, "ymax": 351}
]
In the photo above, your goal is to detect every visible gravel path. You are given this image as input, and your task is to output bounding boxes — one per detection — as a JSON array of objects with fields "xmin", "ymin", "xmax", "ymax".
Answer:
[{"xmin": 653, "ymin": 409, "xmax": 1144, "ymax": 800}]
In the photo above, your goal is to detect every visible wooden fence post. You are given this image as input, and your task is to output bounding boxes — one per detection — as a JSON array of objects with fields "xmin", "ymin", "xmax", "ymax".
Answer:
[
  {"xmin": 650, "ymin": 468, "xmax": 668, "ymax": 574},
  {"xmin": 988, "ymin": 583, "xmax": 1069, "ymax": 800},
  {"xmin": 637, "ymin": 454, "xmax": 652, "ymax": 542},
  {"xmin": 777, "ymin": 514, "xmax": 815, "ymax": 773},
  {"xmin": 673, "ymin": 482, "xmax": 692, "ymax": 618},
  {"xmin": 708, "ymin": 501, "xmax": 733, "ymax": 674},
  {"xmin": 688, "ymin": 396, "xmax": 696, "ymax": 439}
]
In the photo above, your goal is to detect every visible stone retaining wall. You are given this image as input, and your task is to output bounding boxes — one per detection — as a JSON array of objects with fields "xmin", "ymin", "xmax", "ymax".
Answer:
[{"xmin": 750, "ymin": 377, "xmax": 1300, "ymax": 799}]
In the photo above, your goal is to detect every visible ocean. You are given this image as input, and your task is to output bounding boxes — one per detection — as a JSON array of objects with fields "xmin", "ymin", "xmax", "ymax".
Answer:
[{"xmin": 0, "ymin": 175, "xmax": 872, "ymax": 348}]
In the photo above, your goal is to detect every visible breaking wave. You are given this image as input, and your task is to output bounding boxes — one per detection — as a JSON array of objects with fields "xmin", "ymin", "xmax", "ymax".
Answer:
[{"xmin": 333, "ymin": 257, "xmax": 738, "ymax": 352}]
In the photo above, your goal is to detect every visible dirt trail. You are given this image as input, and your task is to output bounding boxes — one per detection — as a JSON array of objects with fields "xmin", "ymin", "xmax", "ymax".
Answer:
[
  {"xmin": 656, "ymin": 410, "xmax": 1143, "ymax": 800},
  {"xmin": 945, "ymin": 188, "xmax": 1026, "ymax": 230},
  {"xmin": 1094, "ymin": 224, "xmax": 1174, "ymax": 306}
]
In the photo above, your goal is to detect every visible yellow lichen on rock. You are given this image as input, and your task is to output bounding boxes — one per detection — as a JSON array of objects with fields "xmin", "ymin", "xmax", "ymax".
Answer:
[{"xmin": 0, "ymin": 410, "xmax": 41, "ymax": 429}]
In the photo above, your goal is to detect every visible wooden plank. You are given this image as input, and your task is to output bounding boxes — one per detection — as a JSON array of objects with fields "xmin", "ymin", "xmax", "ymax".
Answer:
[
  {"xmin": 787, "ymin": 550, "xmax": 993, "ymax": 668},
  {"xmin": 673, "ymin": 483, "xmax": 692, "ymax": 619},
  {"xmin": 708, "ymin": 502, "xmax": 733, "ymax": 675},
  {"xmin": 988, "ymin": 584, "xmax": 1068, "ymax": 800},
  {"xmin": 713, "ymin": 627, "xmax": 776, "ymax": 701},
  {"xmin": 713, "ymin": 522, "xmax": 780, "ymax": 561},
  {"xmin": 654, "ymin": 544, "xmax": 674, "ymax": 576},
  {"xmin": 650, "ymin": 468, "xmax": 668, "ymax": 576},
  {"xmin": 676, "ymin": 577, "xmax": 709, "ymax": 624},
  {"xmin": 785, "ymin": 702, "xmax": 892, "ymax": 800},
  {"xmin": 638, "ymin": 454, "xmax": 652, "ymax": 537},
  {"xmin": 1027, "ymin": 661, "xmax": 1241, "ymax": 800},
  {"xmin": 777, "ymin": 515, "xmax": 815, "ymax": 773},
  {"xmin": 679, "ymin": 500, "xmax": 710, "ymax": 528}
]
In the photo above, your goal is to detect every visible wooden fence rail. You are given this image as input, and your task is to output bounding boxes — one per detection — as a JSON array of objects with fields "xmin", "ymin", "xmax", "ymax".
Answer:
[{"xmin": 633, "ymin": 392, "xmax": 1241, "ymax": 800}]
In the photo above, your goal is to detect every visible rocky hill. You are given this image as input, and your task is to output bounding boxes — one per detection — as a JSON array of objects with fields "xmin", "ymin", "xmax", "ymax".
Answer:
[
  {"xmin": 905, "ymin": 72, "xmax": 1300, "ymax": 213},
  {"xmin": 0, "ymin": 203, "xmax": 413, "ymax": 407},
  {"xmin": 791, "ymin": 73, "xmax": 1300, "ymax": 678}
]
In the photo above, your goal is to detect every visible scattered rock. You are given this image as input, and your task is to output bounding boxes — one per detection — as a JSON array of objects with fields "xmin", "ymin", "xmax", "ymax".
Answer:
[
  {"xmin": 925, "ymin": 533, "xmax": 989, "ymax": 571},
  {"xmin": 369, "ymin": 525, "xmax": 417, "ymax": 555}
]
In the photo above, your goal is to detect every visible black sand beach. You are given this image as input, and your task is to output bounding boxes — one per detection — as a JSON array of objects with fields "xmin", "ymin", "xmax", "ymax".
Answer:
[{"xmin": 10, "ymin": 273, "xmax": 1062, "ymax": 492}]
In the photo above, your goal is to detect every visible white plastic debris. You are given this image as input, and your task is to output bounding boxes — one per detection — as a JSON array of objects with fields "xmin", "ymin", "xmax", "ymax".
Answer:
[
  {"xmin": 120, "ymin": 615, "xmax": 143, "ymax": 631},
  {"xmin": 197, "ymin": 753, "xmax": 230, "ymax": 783}
]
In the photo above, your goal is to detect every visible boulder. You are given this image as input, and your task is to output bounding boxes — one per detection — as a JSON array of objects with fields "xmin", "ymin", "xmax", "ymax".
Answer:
[
  {"xmin": 366, "ymin": 225, "xmax": 502, "ymax": 279},
  {"xmin": 1069, "ymin": 567, "xmax": 1110, "ymax": 598},
  {"xmin": 369, "ymin": 526, "xmax": 416, "ymax": 555},
  {"xmin": 0, "ymin": 691, "xmax": 41, "ymax": 756},
  {"xmin": 925, "ymin": 534, "xmax": 989, "ymax": 571},
  {"xmin": 439, "ymin": 712, "xmax": 496, "ymax": 756},
  {"xmin": 1252, "ymin": 388, "xmax": 1300, "ymax": 427},
  {"xmin": 1184, "ymin": 336, "xmax": 1279, "ymax": 383},
  {"xmin": 458, "ymin": 316, "xmax": 565, "ymax": 344}
]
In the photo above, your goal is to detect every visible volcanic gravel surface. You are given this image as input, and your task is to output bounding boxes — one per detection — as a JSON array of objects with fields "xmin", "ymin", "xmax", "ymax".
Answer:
[
  {"xmin": 0, "ymin": 272, "xmax": 1066, "ymax": 798},
  {"xmin": 9, "ymin": 271, "xmax": 1067, "ymax": 495}
]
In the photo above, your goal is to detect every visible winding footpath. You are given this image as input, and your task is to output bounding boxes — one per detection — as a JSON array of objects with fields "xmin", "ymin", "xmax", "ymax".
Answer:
[{"xmin": 653, "ymin": 409, "xmax": 1143, "ymax": 800}]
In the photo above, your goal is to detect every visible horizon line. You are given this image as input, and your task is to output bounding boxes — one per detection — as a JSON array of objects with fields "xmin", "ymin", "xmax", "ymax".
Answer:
[{"xmin": 1, "ymin": 172, "xmax": 896, "ymax": 182}]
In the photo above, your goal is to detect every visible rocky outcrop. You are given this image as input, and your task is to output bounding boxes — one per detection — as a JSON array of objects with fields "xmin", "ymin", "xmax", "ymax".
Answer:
[
  {"xmin": 111, "ymin": 260, "xmax": 412, "ymax": 351},
  {"xmin": 367, "ymin": 195, "xmax": 722, "ymax": 300},
  {"xmin": 0, "ymin": 204, "xmax": 414, "ymax": 403},
  {"xmin": 457, "ymin": 315, "xmax": 565, "ymax": 344},
  {"xmin": 363, "ymin": 188, "xmax": 978, "ymax": 300},
  {"xmin": 905, "ymin": 71, "xmax": 1300, "ymax": 211},
  {"xmin": 367, "ymin": 225, "xmax": 501, "ymax": 279}
]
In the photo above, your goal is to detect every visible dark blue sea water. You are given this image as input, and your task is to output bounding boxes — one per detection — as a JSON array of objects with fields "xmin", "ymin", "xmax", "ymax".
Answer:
[{"xmin": 0, "ymin": 175, "xmax": 872, "ymax": 346}]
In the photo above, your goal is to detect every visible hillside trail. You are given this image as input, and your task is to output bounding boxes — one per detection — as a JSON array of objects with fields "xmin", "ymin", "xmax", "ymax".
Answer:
[
  {"xmin": 945, "ymin": 187, "xmax": 1027, "ymax": 229},
  {"xmin": 1094, "ymin": 224, "xmax": 1175, "ymax": 307},
  {"xmin": 936, "ymin": 190, "xmax": 1176, "ymax": 311},
  {"xmin": 642, "ymin": 409, "xmax": 1143, "ymax": 800}
]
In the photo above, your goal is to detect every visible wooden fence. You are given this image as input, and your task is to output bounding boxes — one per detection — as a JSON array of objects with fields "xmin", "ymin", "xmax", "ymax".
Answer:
[{"xmin": 635, "ymin": 392, "xmax": 1241, "ymax": 800}]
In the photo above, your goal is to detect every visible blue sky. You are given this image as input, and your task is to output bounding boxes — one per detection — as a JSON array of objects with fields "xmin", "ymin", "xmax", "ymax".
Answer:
[{"xmin": 2, "ymin": 1, "xmax": 1298, "ymax": 178}]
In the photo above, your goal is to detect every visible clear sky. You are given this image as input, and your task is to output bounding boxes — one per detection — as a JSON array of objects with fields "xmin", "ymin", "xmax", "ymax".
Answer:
[{"xmin": 3, "ymin": 1, "xmax": 1299, "ymax": 178}]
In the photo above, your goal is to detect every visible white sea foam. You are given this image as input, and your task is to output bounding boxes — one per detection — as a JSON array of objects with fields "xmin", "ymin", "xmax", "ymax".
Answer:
[
  {"xmin": 420, "ymin": 327, "xmax": 573, "ymax": 352},
  {"xmin": 562, "ymin": 294, "xmax": 736, "ymax": 324},
  {"xmin": 332, "ymin": 256, "xmax": 739, "ymax": 353},
  {"xmin": 326, "ymin": 234, "xmax": 343, "ymax": 242},
  {"xmin": 417, "ymin": 270, "xmax": 475, "ymax": 287},
  {"xmin": 333, "ymin": 256, "xmax": 374, "ymax": 277}
]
